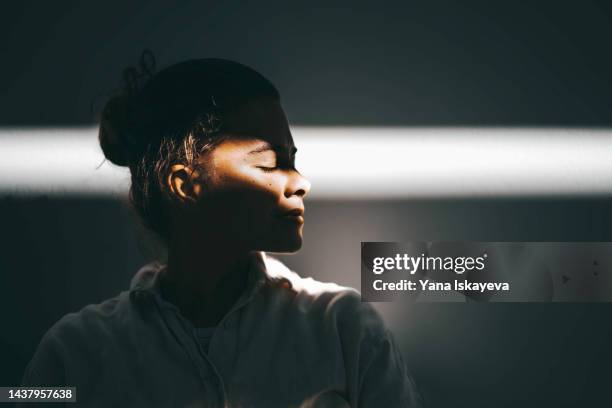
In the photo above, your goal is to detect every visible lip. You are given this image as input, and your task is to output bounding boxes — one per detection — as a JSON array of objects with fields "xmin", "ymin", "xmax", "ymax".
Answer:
[
  {"xmin": 283, "ymin": 214, "xmax": 305, "ymax": 224},
  {"xmin": 279, "ymin": 208, "xmax": 305, "ymax": 224},
  {"xmin": 282, "ymin": 208, "xmax": 304, "ymax": 216}
]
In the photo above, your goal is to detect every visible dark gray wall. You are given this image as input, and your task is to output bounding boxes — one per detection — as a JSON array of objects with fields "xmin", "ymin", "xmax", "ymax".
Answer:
[{"xmin": 1, "ymin": 0, "xmax": 612, "ymax": 126}]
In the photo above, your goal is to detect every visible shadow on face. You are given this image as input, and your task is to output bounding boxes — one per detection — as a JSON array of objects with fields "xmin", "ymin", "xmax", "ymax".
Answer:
[{"xmin": 191, "ymin": 98, "xmax": 311, "ymax": 253}]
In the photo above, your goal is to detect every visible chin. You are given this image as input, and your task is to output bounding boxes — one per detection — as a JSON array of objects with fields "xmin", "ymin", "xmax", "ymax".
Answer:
[{"xmin": 263, "ymin": 234, "xmax": 303, "ymax": 253}]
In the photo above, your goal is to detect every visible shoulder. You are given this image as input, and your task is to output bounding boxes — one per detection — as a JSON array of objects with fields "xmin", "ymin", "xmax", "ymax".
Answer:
[
  {"xmin": 55, "ymin": 291, "xmax": 128, "ymax": 332},
  {"xmin": 22, "ymin": 292, "xmax": 130, "ymax": 385},
  {"xmin": 263, "ymin": 254, "xmax": 355, "ymax": 296},
  {"xmin": 262, "ymin": 254, "xmax": 387, "ymax": 340},
  {"xmin": 35, "ymin": 291, "xmax": 130, "ymax": 355}
]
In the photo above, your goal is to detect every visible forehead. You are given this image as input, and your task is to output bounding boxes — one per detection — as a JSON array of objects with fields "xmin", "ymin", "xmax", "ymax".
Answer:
[{"xmin": 222, "ymin": 98, "xmax": 294, "ymax": 147}]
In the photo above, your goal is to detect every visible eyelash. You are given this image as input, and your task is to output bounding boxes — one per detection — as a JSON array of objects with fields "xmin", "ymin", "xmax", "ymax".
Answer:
[{"xmin": 257, "ymin": 166, "xmax": 277, "ymax": 172}]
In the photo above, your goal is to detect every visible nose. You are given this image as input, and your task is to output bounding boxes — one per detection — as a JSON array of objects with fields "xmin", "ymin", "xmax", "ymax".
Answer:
[{"xmin": 285, "ymin": 170, "xmax": 311, "ymax": 198}]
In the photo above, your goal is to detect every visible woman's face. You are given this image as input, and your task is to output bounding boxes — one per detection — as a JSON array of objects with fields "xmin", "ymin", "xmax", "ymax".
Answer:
[{"xmin": 189, "ymin": 98, "xmax": 311, "ymax": 252}]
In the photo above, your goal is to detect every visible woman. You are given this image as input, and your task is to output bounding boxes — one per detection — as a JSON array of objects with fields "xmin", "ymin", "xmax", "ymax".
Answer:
[{"xmin": 22, "ymin": 52, "xmax": 422, "ymax": 407}]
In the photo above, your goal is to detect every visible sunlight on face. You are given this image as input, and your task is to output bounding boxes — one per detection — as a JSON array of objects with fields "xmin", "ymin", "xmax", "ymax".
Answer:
[{"xmin": 194, "ymin": 99, "xmax": 311, "ymax": 252}]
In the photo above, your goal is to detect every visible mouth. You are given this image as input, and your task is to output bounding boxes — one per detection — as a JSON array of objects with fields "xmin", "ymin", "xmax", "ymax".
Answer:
[{"xmin": 279, "ymin": 208, "xmax": 305, "ymax": 224}]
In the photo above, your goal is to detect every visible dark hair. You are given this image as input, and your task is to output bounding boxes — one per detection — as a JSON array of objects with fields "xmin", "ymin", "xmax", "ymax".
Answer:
[{"xmin": 99, "ymin": 51, "xmax": 280, "ymax": 242}]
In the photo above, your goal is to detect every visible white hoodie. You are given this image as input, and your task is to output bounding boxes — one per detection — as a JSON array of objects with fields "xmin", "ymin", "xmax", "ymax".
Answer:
[{"xmin": 21, "ymin": 252, "xmax": 421, "ymax": 408}]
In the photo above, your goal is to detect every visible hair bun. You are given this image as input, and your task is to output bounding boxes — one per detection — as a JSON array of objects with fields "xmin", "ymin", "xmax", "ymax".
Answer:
[
  {"xmin": 99, "ymin": 50, "xmax": 157, "ymax": 167},
  {"xmin": 98, "ymin": 93, "xmax": 135, "ymax": 167}
]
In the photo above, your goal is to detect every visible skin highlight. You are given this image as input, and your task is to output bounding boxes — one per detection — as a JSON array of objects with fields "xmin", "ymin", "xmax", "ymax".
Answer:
[{"xmin": 159, "ymin": 98, "xmax": 311, "ymax": 327}]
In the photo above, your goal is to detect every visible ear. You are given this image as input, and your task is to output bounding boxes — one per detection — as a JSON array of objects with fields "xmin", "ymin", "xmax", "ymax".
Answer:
[{"xmin": 166, "ymin": 164, "xmax": 203, "ymax": 203}]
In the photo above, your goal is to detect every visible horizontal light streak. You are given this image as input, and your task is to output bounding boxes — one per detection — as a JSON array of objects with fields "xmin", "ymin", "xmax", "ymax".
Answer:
[{"xmin": 0, "ymin": 126, "xmax": 611, "ymax": 198}]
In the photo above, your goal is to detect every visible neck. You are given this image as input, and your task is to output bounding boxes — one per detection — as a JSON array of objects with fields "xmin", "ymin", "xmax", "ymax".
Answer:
[{"xmin": 161, "ymin": 230, "xmax": 253, "ymax": 327}]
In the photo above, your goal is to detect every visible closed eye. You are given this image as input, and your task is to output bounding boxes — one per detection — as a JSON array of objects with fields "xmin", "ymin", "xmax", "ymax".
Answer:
[{"xmin": 256, "ymin": 165, "xmax": 277, "ymax": 172}]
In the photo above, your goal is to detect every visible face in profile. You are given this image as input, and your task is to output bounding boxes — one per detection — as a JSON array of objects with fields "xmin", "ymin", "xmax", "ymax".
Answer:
[{"xmin": 185, "ymin": 98, "xmax": 311, "ymax": 253}]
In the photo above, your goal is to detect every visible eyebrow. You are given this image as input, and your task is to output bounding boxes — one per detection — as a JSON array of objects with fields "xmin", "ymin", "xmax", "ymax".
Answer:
[{"xmin": 247, "ymin": 141, "xmax": 297, "ymax": 156}]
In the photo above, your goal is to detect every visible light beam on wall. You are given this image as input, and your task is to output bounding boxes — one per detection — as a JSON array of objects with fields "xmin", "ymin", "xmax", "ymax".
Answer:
[{"xmin": 1, "ymin": 126, "xmax": 611, "ymax": 198}]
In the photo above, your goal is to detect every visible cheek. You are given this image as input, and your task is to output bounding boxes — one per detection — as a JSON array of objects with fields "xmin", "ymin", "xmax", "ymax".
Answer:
[
  {"xmin": 206, "ymin": 167, "xmax": 284, "ymax": 220},
  {"xmin": 241, "ymin": 176, "xmax": 285, "ymax": 220},
  {"xmin": 231, "ymin": 176, "xmax": 289, "ymax": 241},
  {"xmin": 224, "ymin": 166, "xmax": 284, "ymax": 203}
]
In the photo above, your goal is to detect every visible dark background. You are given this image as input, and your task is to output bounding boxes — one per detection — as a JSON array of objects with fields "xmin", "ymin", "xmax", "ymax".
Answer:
[
  {"xmin": 2, "ymin": 0, "xmax": 612, "ymax": 126},
  {"xmin": 1, "ymin": 1, "xmax": 612, "ymax": 407}
]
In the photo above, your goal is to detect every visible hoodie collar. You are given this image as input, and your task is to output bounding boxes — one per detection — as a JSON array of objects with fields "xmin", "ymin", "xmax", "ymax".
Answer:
[{"xmin": 129, "ymin": 251, "xmax": 274, "ymax": 307}]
